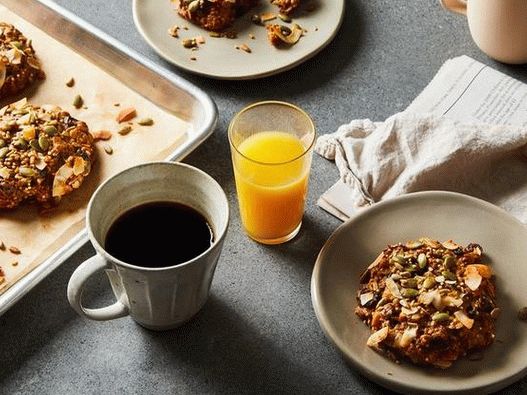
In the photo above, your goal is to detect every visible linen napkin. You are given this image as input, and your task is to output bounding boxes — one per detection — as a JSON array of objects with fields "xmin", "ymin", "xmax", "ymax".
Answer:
[{"xmin": 315, "ymin": 112, "xmax": 527, "ymax": 223}]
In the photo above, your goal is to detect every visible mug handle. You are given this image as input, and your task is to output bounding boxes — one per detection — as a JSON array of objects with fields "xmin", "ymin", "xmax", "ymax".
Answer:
[
  {"xmin": 67, "ymin": 255, "xmax": 129, "ymax": 321},
  {"xmin": 440, "ymin": 0, "xmax": 467, "ymax": 15}
]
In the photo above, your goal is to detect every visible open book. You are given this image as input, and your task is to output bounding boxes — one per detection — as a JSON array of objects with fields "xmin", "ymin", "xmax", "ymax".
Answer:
[{"xmin": 318, "ymin": 55, "xmax": 527, "ymax": 221}]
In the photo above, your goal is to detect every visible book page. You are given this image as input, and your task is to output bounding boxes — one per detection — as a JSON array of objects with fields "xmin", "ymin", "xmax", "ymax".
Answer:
[{"xmin": 407, "ymin": 55, "xmax": 527, "ymax": 126}]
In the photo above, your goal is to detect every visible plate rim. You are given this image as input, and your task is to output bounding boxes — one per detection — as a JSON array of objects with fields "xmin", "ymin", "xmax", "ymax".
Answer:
[
  {"xmin": 311, "ymin": 190, "xmax": 527, "ymax": 394},
  {"xmin": 132, "ymin": 0, "xmax": 346, "ymax": 80}
]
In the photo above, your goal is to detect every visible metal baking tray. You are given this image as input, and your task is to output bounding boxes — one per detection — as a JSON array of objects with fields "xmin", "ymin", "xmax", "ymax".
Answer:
[{"xmin": 0, "ymin": 0, "xmax": 218, "ymax": 316}]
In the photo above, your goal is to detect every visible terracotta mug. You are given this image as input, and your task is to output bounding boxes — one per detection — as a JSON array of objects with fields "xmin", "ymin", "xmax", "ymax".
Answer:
[
  {"xmin": 67, "ymin": 162, "xmax": 229, "ymax": 330},
  {"xmin": 440, "ymin": 0, "xmax": 527, "ymax": 64}
]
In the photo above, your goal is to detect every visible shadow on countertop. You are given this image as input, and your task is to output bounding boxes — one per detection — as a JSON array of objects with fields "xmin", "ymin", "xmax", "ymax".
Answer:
[{"xmin": 141, "ymin": 295, "xmax": 330, "ymax": 394}]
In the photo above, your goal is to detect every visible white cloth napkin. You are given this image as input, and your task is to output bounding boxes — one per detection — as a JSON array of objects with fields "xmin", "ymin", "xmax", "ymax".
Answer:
[{"xmin": 315, "ymin": 112, "xmax": 527, "ymax": 223}]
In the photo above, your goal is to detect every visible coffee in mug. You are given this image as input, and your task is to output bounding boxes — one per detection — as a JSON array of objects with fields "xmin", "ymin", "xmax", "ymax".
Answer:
[
  {"xmin": 67, "ymin": 161, "xmax": 229, "ymax": 330},
  {"xmin": 104, "ymin": 201, "xmax": 214, "ymax": 268}
]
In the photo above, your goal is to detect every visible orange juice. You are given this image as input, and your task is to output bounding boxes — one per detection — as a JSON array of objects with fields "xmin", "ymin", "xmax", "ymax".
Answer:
[{"xmin": 233, "ymin": 131, "xmax": 311, "ymax": 243}]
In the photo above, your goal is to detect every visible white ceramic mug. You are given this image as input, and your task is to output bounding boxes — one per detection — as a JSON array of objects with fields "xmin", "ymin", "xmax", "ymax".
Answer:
[
  {"xmin": 440, "ymin": 0, "xmax": 527, "ymax": 64},
  {"xmin": 67, "ymin": 162, "xmax": 229, "ymax": 330}
]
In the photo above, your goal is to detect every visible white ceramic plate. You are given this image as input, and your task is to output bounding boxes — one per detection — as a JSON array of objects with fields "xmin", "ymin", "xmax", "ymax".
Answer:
[
  {"xmin": 311, "ymin": 191, "xmax": 527, "ymax": 394},
  {"xmin": 133, "ymin": 0, "xmax": 345, "ymax": 79}
]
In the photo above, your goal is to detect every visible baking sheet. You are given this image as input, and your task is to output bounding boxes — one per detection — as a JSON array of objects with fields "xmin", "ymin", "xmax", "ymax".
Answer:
[{"xmin": 0, "ymin": 0, "xmax": 217, "ymax": 311}]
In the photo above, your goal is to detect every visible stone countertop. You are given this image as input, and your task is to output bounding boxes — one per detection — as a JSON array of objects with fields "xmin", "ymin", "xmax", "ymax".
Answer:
[{"xmin": 1, "ymin": 1, "xmax": 527, "ymax": 394}]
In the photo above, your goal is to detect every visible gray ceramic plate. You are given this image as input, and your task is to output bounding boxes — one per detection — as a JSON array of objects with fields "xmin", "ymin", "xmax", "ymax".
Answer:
[
  {"xmin": 311, "ymin": 191, "xmax": 527, "ymax": 394},
  {"xmin": 133, "ymin": 0, "xmax": 345, "ymax": 80}
]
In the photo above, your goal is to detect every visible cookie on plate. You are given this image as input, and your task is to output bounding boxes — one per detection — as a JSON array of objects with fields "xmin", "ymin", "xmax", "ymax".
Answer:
[
  {"xmin": 356, "ymin": 238, "xmax": 498, "ymax": 369},
  {"xmin": 0, "ymin": 22, "xmax": 45, "ymax": 98},
  {"xmin": 0, "ymin": 98, "xmax": 94, "ymax": 209},
  {"xmin": 177, "ymin": 0, "xmax": 259, "ymax": 31},
  {"xmin": 270, "ymin": 0, "xmax": 301, "ymax": 15}
]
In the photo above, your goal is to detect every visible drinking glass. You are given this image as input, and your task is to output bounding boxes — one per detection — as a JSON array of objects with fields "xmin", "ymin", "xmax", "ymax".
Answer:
[{"xmin": 228, "ymin": 101, "xmax": 316, "ymax": 245}]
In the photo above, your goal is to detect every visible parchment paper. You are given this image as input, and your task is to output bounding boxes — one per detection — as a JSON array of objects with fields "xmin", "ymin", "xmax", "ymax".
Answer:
[{"xmin": 0, "ymin": 5, "xmax": 190, "ymax": 294}]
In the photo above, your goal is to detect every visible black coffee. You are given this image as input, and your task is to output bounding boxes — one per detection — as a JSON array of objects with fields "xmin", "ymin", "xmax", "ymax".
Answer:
[{"xmin": 104, "ymin": 201, "xmax": 213, "ymax": 268}]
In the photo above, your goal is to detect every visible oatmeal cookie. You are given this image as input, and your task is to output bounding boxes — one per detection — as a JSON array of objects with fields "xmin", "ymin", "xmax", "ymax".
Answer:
[
  {"xmin": 356, "ymin": 238, "xmax": 498, "ymax": 369},
  {"xmin": 271, "ymin": 0, "xmax": 300, "ymax": 15},
  {"xmin": 0, "ymin": 23, "xmax": 44, "ymax": 98},
  {"xmin": 0, "ymin": 98, "xmax": 94, "ymax": 209},
  {"xmin": 178, "ymin": 0, "xmax": 259, "ymax": 31}
]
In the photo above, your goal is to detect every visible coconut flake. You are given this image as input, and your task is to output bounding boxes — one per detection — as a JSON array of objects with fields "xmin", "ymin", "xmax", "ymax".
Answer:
[
  {"xmin": 385, "ymin": 277, "xmax": 402, "ymax": 299},
  {"xmin": 34, "ymin": 157, "xmax": 47, "ymax": 170},
  {"xmin": 367, "ymin": 326, "xmax": 389, "ymax": 348},
  {"xmin": 367, "ymin": 252, "xmax": 384, "ymax": 270},
  {"xmin": 11, "ymin": 97, "xmax": 27, "ymax": 110},
  {"xmin": 401, "ymin": 306, "xmax": 419, "ymax": 316},
  {"xmin": 418, "ymin": 290, "xmax": 438, "ymax": 306},
  {"xmin": 464, "ymin": 267, "xmax": 482, "ymax": 291},
  {"xmin": 467, "ymin": 264, "xmax": 493, "ymax": 279},
  {"xmin": 52, "ymin": 162, "xmax": 74, "ymax": 197},
  {"xmin": 443, "ymin": 296, "xmax": 463, "ymax": 308},
  {"xmin": 442, "ymin": 240, "xmax": 460, "ymax": 250},
  {"xmin": 454, "ymin": 310, "xmax": 474, "ymax": 329},
  {"xmin": 398, "ymin": 324, "xmax": 418, "ymax": 348},
  {"xmin": 73, "ymin": 157, "xmax": 86, "ymax": 176},
  {"xmin": 360, "ymin": 292, "xmax": 374, "ymax": 306}
]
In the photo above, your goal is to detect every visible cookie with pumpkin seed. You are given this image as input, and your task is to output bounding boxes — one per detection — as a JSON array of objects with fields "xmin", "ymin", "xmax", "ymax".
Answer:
[
  {"xmin": 0, "ymin": 98, "xmax": 94, "ymax": 209},
  {"xmin": 356, "ymin": 238, "xmax": 498, "ymax": 369},
  {"xmin": 0, "ymin": 22, "xmax": 45, "ymax": 98},
  {"xmin": 177, "ymin": 0, "xmax": 259, "ymax": 31}
]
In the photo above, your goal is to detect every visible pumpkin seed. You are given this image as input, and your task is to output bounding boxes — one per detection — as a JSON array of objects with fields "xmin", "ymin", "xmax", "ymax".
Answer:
[
  {"xmin": 442, "ymin": 270, "xmax": 457, "ymax": 281},
  {"xmin": 182, "ymin": 38, "xmax": 197, "ymax": 48},
  {"xmin": 400, "ymin": 278, "xmax": 418, "ymax": 288},
  {"xmin": 401, "ymin": 288, "xmax": 419, "ymax": 298},
  {"xmin": 118, "ymin": 126, "xmax": 132, "ymax": 136},
  {"xmin": 406, "ymin": 241, "xmax": 423, "ymax": 249},
  {"xmin": 391, "ymin": 255, "xmax": 406, "ymax": 266},
  {"xmin": 29, "ymin": 139, "xmax": 40, "ymax": 151},
  {"xmin": 13, "ymin": 138, "xmax": 27, "ymax": 149},
  {"xmin": 278, "ymin": 13, "xmax": 292, "ymax": 23},
  {"xmin": 417, "ymin": 253, "xmax": 427, "ymax": 268},
  {"xmin": 137, "ymin": 118, "xmax": 154, "ymax": 126},
  {"xmin": 9, "ymin": 246, "xmax": 21, "ymax": 254},
  {"xmin": 405, "ymin": 264, "xmax": 417, "ymax": 273},
  {"xmin": 38, "ymin": 135, "xmax": 50, "ymax": 151},
  {"xmin": 188, "ymin": 0, "xmax": 200, "ymax": 13},
  {"xmin": 44, "ymin": 125, "xmax": 57, "ymax": 136},
  {"xmin": 73, "ymin": 94, "xmax": 83, "ymax": 109},
  {"xmin": 432, "ymin": 312, "xmax": 450, "ymax": 322},
  {"xmin": 10, "ymin": 41, "xmax": 23, "ymax": 50},
  {"xmin": 422, "ymin": 277, "xmax": 436, "ymax": 289},
  {"xmin": 19, "ymin": 166, "xmax": 37, "ymax": 177},
  {"xmin": 443, "ymin": 255, "xmax": 456, "ymax": 271},
  {"xmin": 0, "ymin": 147, "xmax": 8, "ymax": 158}
]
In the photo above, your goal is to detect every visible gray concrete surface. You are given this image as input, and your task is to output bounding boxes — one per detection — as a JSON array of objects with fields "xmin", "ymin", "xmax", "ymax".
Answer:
[{"xmin": 1, "ymin": 1, "xmax": 527, "ymax": 394}]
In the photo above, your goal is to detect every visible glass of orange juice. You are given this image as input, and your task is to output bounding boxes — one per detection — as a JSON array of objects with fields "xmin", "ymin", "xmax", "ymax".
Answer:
[{"xmin": 228, "ymin": 101, "xmax": 316, "ymax": 245}]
